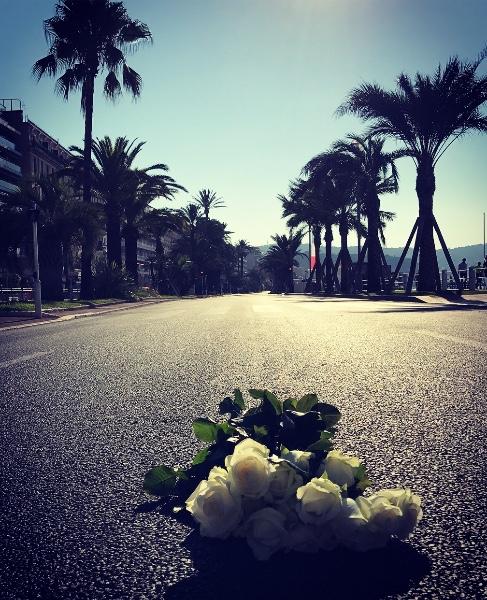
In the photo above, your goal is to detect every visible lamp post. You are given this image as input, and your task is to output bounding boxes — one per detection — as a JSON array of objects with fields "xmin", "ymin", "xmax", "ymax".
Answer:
[{"xmin": 31, "ymin": 202, "xmax": 42, "ymax": 318}]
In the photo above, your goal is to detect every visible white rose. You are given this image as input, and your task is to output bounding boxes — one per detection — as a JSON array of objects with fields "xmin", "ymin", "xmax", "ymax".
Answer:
[
  {"xmin": 281, "ymin": 449, "xmax": 314, "ymax": 473},
  {"xmin": 241, "ymin": 496, "xmax": 267, "ymax": 519},
  {"xmin": 295, "ymin": 477, "xmax": 342, "ymax": 525},
  {"xmin": 356, "ymin": 494, "xmax": 403, "ymax": 537},
  {"xmin": 332, "ymin": 497, "xmax": 388, "ymax": 551},
  {"xmin": 207, "ymin": 466, "xmax": 229, "ymax": 483},
  {"xmin": 322, "ymin": 450, "xmax": 362, "ymax": 487},
  {"xmin": 375, "ymin": 488, "xmax": 423, "ymax": 539},
  {"xmin": 225, "ymin": 439, "xmax": 273, "ymax": 498},
  {"xmin": 286, "ymin": 523, "xmax": 320, "ymax": 553},
  {"xmin": 266, "ymin": 461, "xmax": 303, "ymax": 504},
  {"xmin": 244, "ymin": 507, "xmax": 288, "ymax": 560},
  {"xmin": 185, "ymin": 467, "xmax": 242, "ymax": 539}
]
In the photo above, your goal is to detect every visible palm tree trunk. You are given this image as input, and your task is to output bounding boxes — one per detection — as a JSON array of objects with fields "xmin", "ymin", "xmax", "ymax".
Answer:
[
  {"xmin": 155, "ymin": 236, "xmax": 165, "ymax": 293},
  {"xmin": 312, "ymin": 225, "xmax": 322, "ymax": 292},
  {"xmin": 106, "ymin": 205, "xmax": 122, "ymax": 268},
  {"xmin": 62, "ymin": 238, "xmax": 74, "ymax": 300},
  {"xmin": 39, "ymin": 233, "xmax": 64, "ymax": 301},
  {"xmin": 324, "ymin": 222, "xmax": 334, "ymax": 293},
  {"xmin": 339, "ymin": 212, "xmax": 351, "ymax": 293},
  {"xmin": 125, "ymin": 223, "xmax": 139, "ymax": 285},
  {"xmin": 416, "ymin": 159, "xmax": 437, "ymax": 292},
  {"xmin": 80, "ymin": 74, "xmax": 95, "ymax": 300},
  {"xmin": 288, "ymin": 265, "xmax": 294, "ymax": 293},
  {"xmin": 366, "ymin": 191, "xmax": 382, "ymax": 293}
]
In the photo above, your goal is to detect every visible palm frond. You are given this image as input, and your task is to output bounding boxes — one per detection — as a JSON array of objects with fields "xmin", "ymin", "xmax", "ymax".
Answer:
[
  {"xmin": 32, "ymin": 54, "xmax": 58, "ymax": 79},
  {"xmin": 103, "ymin": 71, "xmax": 122, "ymax": 99},
  {"xmin": 122, "ymin": 64, "xmax": 142, "ymax": 97}
]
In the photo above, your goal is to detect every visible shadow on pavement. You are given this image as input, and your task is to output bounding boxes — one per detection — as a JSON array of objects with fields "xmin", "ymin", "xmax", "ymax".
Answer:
[
  {"xmin": 164, "ymin": 531, "xmax": 431, "ymax": 600},
  {"xmin": 355, "ymin": 304, "xmax": 487, "ymax": 314}
]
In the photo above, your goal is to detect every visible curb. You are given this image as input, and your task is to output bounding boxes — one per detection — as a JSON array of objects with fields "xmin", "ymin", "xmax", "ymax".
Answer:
[{"xmin": 0, "ymin": 297, "xmax": 180, "ymax": 332}]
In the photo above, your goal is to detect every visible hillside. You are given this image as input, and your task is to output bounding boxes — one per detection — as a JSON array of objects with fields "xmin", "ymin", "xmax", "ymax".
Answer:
[{"xmin": 256, "ymin": 243, "xmax": 485, "ymax": 272}]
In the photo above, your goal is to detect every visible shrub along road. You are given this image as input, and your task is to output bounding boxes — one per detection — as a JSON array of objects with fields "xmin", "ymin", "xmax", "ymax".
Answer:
[{"xmin": 1, "ymin": 294, "xmax": 485, "ymax": 599}]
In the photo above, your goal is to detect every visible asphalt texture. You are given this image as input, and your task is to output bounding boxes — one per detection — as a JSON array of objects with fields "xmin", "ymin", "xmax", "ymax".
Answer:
[{"xmin": 1, "ymin": 294, "xmax": 486, "ymax": 600}]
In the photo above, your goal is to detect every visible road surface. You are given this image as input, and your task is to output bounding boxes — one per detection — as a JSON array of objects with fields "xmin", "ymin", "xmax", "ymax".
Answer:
[{"xmin": 1, "ymin": 294, "xmax": 486, "ymax": 599}]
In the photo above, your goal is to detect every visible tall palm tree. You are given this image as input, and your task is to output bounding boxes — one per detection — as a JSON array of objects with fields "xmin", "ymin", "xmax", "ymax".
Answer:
[
  {"xmin": 68, "ymin": 136, "xmax": 146, "ymax": 268},
  {"xmin": 303, "ymin": 153, "xmax": 362, "ymax": 294},
  {"xmin": 260, "ymin": 230, "xmax": 305, "ymax": 293},
  {"xmin": 235, "ymin": 240, "xmax": 253, "ymax": 278},
  {"xmin": 194, "ymin": 189, "xmax": 225, "ymax": 219},
  {"xmin": 33, "ymin": 0, "xmax": 151, "ymax": 298},
  {"xmin": 282, "ymin": 174, "xmax": 342, "ymax": 294},
  {"xmin": 338, "ymin": 52, "xmax": 487, "ymax": 292},
  {"xmin": 330, "ymin": 135, "xmax": 402, "ymax": 293},
  {"xmin": 175, "ymin": 203, "xmax": 202, "ymax": 286},
  {"xmin": 124, "ymin": 167, "xmax": 185, "ymax": 285},
  {"xmin": 280, "ymin": 185, "xmax": 319, "ymax": 292},
  {"xmin": 195, "ymin": 219, "xmax": 233, "ymax": 293}
]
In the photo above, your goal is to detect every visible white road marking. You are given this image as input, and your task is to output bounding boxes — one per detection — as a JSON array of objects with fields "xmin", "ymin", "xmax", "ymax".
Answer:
[
  {"xmin": 415, "ymin": 330, "xmax": 487, "ymax": 352},
  {"xmin": 0, "ymin": 351, "xmax": 52, "ymax": 369}
]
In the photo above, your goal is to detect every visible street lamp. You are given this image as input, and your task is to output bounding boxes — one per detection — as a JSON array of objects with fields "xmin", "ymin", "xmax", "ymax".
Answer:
[{"xmin": 30, "ymin": 201, "xmax": 42, "ymax": 318}]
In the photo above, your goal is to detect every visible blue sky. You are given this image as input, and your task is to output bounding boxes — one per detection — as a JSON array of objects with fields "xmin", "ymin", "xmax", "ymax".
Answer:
[{"xmin": 1, "ymin": 0, "xmax": 486, "ymax": 248}]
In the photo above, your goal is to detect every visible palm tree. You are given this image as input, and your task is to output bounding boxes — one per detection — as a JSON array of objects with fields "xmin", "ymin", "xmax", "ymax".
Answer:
[
  {"xmin": 7, "ymin": 176, "xmax": 100, "ymax": 300},
  {"xmin": 195, "ymin": 219, "xmax": 233, "ymax": 293},
  {"xmin": 175, "ymin": 203, "xmax": 202, "ymax": 286},
  {"xmin": 282, "ymin": 174, "xmax": 342, "ymax": 294},
  {"xmin": 338, "ymin": 52, "xmax": 487, "ymax": 292},
  {"xmin": 303, "ymin": 153, "xmax": 363, "ymax": 294},
  {"xmin": 194, "ymin": 189, "xmax": 225, "ymax": 220},
  {"xmin": 235, "ymin": 240, "xmax": 253, "ymax": 278},
  {"xmin": 123, "ymin": 167, "xmax": 185, "ymax": 285},
  {"xmin": 143, "ymin": 208, "xmax": 181, "ymax": 292},
  {"xmin": 68, "ymin": 136, "xmax": 146, "ymax": 268},
  {"xmin": 330, "ymin": 135, "xmax": 402, "ymax": 293},
  {"xmin": 33, "ymin": 0, "xmax": 151, "ymax": 298},
  {"xmin": 260, "ymin": 230, "xmax": 305, "ymax": 293}
]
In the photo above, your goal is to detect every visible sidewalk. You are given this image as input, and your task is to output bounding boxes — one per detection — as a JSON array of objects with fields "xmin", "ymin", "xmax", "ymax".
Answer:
[{"xmin": 0, "ymin": 298, "xmax": 178, "ymax": 331}]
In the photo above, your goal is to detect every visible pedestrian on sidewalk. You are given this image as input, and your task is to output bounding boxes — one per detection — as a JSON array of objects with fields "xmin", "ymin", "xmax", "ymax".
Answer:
[{"xmin": 458, "ymin": 258, "xmax": 468, "ymax": 283}]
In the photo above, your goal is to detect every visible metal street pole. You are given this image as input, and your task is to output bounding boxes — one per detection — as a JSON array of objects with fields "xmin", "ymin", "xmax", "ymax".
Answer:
[
  {"xmin": 308, "ymin": 224, "xmax": 312, "ymax": 277},
  {"xmin": 31, "ymin": 203, "xmax": 42, "ymax": 318}
]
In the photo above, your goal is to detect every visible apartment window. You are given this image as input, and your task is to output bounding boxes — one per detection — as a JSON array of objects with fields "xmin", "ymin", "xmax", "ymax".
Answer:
[{"xmin": 0, "ymin": 156, "xmax": 21, "ymax": 175}]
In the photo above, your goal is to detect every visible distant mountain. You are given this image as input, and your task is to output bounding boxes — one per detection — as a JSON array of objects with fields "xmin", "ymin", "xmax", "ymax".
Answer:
[{"xmin": 256, "ymin": 243, "xmax": 485, "ymax": 272}]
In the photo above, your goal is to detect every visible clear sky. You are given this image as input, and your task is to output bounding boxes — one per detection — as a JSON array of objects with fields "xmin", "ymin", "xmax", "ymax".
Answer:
[{"xmin": 1, "ymin": 0, "xmax": 486, "ymax": 248}]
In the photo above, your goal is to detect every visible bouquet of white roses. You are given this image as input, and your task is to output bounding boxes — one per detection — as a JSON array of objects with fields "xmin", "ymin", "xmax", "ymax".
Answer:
[{"xmin": 143, "ymin": 390, "xmax": 422, "ymax": 560}]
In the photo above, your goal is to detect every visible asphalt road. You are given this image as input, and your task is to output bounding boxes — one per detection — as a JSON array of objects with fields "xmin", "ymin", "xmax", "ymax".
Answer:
[{"xmin": 1, "ymin": 294, "xmax": 486, "ymax": 600}]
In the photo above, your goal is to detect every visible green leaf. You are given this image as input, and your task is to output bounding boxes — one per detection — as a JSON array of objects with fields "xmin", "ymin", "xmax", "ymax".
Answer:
[
  {"xmin": 175, "ymin": 468, "xmax": 188, "ymax": 480},
  {"xmin": 248, "ymin": 389, "xmax": 282, "ymax": 416},
  {"xmin": 312, "ymin": 402, "xmax": 341, "ymax": 427},
  {"xmin": 192, "ymin": 448, "xmax": 210, "ymax": 466},
  {"xmin": 283, "ymin": 397, "xmax": 297, "ymax": 410},
  {"xmin": 356, "ymin": 478, "xmax": 372, "ymax": 493},
  {"xmin": 355, "ymin": 463, "xmax": 367, "ymax": 482},
  {"xmin": 306, "ymin": 431, "xmax": 333, "ymax": 452},
  {"xmin": 233, "ymin": 388, "xmax": 245, "ymax": 410},
  {"xmin": 143, "ymin": 465, "xmax": 178, "ymax": 496},
  {"xmin": 296, "ymin": 394, "xmax": 319, "ymax": 412},
  {"xmin": 263, "ymin": 391, "xmax": 282, "ymax": 415},
  {"xmin": 216, "ymin": 421, "xmax": 236, "ymax": 442},
  {"xmin": 192, "ymin": 418, "xmax": 219, "ymax": 442},
  {"xmin": 253, "ymin": 425, "xmax": 268, "ymax": 441}
]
